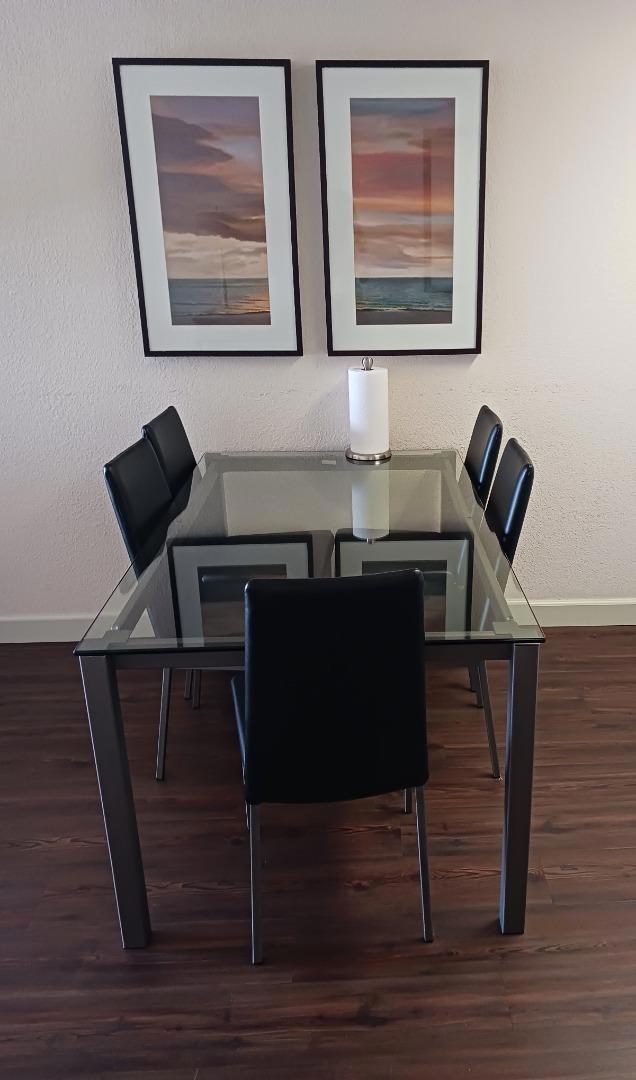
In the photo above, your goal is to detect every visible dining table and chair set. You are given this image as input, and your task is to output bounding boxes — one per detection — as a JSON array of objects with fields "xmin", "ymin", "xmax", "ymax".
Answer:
[{"xmin": 76, "ymin": 405, "xmax": 543, "ymax": 964}]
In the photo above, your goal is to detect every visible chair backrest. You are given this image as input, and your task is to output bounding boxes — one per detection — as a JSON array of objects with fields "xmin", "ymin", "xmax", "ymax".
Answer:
[
  {"xmin": 243, "ymin": 570, "xmax": 428, "ymax": 805},
  {"xmin": 104, "ymin": 438, "xmax": 173, "ymax": 562},
  {"xmin": 485, "ymin": 438, "xmax": 534, "ymax": 564},
  {"xmin": 142, "ymin": 406, "xmax": 196, "ymax": 497},
  {"xmin": 465, "ymin": 405, "xmax": 503, "ymax": 506}
]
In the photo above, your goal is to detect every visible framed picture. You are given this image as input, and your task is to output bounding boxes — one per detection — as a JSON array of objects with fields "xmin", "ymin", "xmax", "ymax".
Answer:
[
  {"xmin": 113, "ymin": 59, "xmax": 302, "ymax": 356},
  {"xmin": 334, "ymin": 531, "xmax": 473, "ymax": 635},
  {"xmin": 316, "ymin": 61, "xmax": 488, "ymax": 355},
  {"xmin": 167, "ymin": 535, "xmax": 313, "ymax": 639}
]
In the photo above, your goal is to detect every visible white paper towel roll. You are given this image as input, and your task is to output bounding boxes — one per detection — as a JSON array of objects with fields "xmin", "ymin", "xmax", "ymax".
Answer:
[
  {"xmin": 348, "ymin": 364, "xmax": 390, "ymax": 456},
  {"xmin": 351, "ymin": 468, "xmax": 390, "ymax": 542}
]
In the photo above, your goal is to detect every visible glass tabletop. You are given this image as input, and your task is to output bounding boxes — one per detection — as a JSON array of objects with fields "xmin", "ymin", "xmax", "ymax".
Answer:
[{"xmin": 76, "ymin": 450, "xmax": 544, "ymax": 655}]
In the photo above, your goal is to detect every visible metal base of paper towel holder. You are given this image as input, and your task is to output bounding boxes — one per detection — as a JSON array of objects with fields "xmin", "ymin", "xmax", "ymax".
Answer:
[{"xmin": 345, "ymin": 448, "xmax": 392, "ymax": 463}]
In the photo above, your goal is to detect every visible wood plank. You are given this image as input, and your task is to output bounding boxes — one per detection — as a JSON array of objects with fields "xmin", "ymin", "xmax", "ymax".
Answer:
[{"xmin": 0, "ymin": 628, "xmax": 635, "ymax": 1077}]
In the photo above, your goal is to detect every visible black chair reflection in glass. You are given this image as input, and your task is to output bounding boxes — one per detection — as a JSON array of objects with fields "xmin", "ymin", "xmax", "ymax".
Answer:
[
  {"xmin": 474, "ymin": 438, "xmax": 535, "ymax": 779},
  {"xmin": 104, "ymin": 437, "xmax": 177, "ymax": 781},
  {"xmin": 231, "ymin": 570, "xmax": 432, "ymax": 964},
  {"xmin": 142, "ymin": 406, "xmax": 200, "ymax": 706}
]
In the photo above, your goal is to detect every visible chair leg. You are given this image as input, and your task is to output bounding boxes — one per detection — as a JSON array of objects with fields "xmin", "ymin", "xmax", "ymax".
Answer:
[
  {"xmin": 414, "ymin": 786, "xmax": 433, "ymax": 943},
  {"xmin": 191, "ymin": 669, "xmax": 201, "ymax": 709},
  {"xmin": 155, "ymin": 667, "xmax": 172, "ymax": 781},
  {"xmin": 404, "ymin": 787, "xmax": 413, "ymax": 814},
  {"xmin": 248, "ymin": 805, "xmax": 263, "ymax": 965},
  {"xmin": 475, "ymin": 662, "xmax": 501, "ymax": 780},
  {"xmin": 184, "ymin": 669, "xmax": 193, "ymax": 700},
  {"xmin": 469, "ymin": 664, "xmax": 483, "ymax": 706}
]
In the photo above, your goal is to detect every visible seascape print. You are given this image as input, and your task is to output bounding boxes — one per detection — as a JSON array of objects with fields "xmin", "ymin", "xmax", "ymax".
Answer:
[
  {"xmin": 150, "ymin": 95, "xmax": 270, "ymax": 325},
  {"xmin": 350, "ymin": 97, "xmax": 455, "ymax": 324}
]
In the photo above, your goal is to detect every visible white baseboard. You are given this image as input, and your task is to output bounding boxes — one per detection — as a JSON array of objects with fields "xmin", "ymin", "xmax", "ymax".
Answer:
[
  {"xmin": 0, "ymin": 599, "xmax": 635, "ymax": 643},
  {"xmin": 0, "ymin": 615, "xmax": 93, "ymax": 644},
  {"xmin": 529, "ymin": 598, "xmax": 636, "ymax": 627}
]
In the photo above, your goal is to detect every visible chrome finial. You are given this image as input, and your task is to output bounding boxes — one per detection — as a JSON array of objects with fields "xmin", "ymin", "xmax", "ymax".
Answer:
[{"xmin": 361, "ymin": 356, "xmax": 374, "ymax": 371}]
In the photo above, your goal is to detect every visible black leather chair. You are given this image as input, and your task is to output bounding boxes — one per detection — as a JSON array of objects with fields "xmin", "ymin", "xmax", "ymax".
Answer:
[
  {"xmin": 104, "ymin": 438, "xmax": 177, "ymax": 781},
  {"xmin": 231, "ymin": 570, "xmax": 432, "ymax": 964},
  {"xmin": 142, "ymin": 407, "xmax": 202, "ymax": 709},
  {"xmin": 142, "ymin": 406, "xmax": 196, "ymax": 498},
  {"xmin": 464, "ymin": 406, "xmax": 502, "ymax": 759},
  {"xmin": 475, "ymin": 438, "xmax": 535, "ymax": 779},
  {"xmin": 104, "ymin": 438, "xmax": 173, "ymax": 564},
  {"xmin": 485, "ymin": 438, "xmax": 534, "ymax": 564},
  {"xmin": 465, "ymin": 405, "xmax": 503, "ymax": 507}
]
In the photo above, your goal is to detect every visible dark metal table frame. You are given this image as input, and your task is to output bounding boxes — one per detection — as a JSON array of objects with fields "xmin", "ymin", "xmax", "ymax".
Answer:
[
  {"xmin": 79, "ymin": 636, "xmax": 539, "ymax": 949},
  {"xmin": 78, "ymin": 450, "xmax": 541, "ymax": 949}
]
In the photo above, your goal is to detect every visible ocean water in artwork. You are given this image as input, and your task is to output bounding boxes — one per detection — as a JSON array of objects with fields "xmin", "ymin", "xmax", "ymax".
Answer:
[
  {"xmin": 168, "ymin": 278, "xmax": 271, "ymax": 325},
  {"xmin": 150, "ymin": 95, "xmax": 270, "ymax": 326},
  {"xmin": 355, "ymin": 277, "xmax": 453, "ymax": 324},
  {"xmin": 350, "ymin": 97, "xmax": 455, "ymax": 323}
]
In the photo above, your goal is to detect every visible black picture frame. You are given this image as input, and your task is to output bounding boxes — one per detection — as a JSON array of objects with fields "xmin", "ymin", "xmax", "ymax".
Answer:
[
  {"xmin": 113, "ymin": 58, "xmax": 303, "ymax": 357},
  {"xmin": 167, "ymin": 534, "xmax": 314, "ymax": 639},
  {"xmin": 334, "ymin": 529, "xmax": 474, "ymax": 635},
  {"xmin": 316, "ymin": 60, "xmax": 489, "ymax": 356}
]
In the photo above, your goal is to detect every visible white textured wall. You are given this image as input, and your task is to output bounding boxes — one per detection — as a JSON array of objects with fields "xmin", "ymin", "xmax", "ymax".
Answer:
[{"xmin": 1, "ymin": 0, "xmax": 635, "ymax": 622}]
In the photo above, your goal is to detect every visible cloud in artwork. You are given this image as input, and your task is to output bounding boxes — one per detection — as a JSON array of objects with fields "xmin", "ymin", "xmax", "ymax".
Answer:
[
  {"xmin": 152, "ymin": 113, "xmax": 232, "ymax": 172},
  {"xmin": 352, "ymin": 214, "xmax": 454, "ymax": 277},
  {"xmin": 163, "ymin": 231, "xmax": 268, "ymax": 280},
  {"xmin": 154, "ymin": 169, "xmax": 267, "ymax": 242},
  {"xmin": 350, "ymin": 97, "xmax": 455, "ymax": 277},
  {"xmin": 150, "ymin": 96, "xmax": 269, "ymax": 279},
  {"xmin": 351, "ymin": 151, "xmax": 454, "ymax": 215}
]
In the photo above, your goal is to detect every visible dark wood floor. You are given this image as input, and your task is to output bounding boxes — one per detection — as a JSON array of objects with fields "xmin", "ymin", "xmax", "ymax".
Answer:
[{"xmin": 1, "ymin": 629, "xmax": 636, "ymax": 1078}]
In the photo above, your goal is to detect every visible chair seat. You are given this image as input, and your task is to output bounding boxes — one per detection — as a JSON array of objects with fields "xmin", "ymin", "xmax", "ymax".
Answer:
[{"xmin": 231, "ymin": 673, "xmax": 247, "ymax": 766}]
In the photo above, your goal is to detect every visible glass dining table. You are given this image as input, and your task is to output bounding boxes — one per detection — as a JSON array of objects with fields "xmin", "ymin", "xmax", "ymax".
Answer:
[{"xmin": 76, "ymin": 449, "xmax": 544, "ymax": 949}]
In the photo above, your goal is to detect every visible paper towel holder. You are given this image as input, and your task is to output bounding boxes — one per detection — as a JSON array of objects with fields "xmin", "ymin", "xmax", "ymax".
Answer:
[{"xmin": 345, "ymin": 356, "xmax": 392, "ymax": 463}]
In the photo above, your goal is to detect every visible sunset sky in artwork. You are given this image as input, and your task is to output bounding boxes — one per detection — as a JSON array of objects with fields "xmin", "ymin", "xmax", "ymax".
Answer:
[
  {"xmin": 350, "ymin": 97, "xmax": 455, "ymax": 278},
  {"xmin": 150, "ymin": 95, "xmax": 269, "ymax": 280}
]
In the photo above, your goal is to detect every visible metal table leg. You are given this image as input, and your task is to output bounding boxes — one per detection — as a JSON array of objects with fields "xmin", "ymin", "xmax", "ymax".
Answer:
[
  {"xmin": 155, "ymin": 667, "xmax": 171, "ymax": 782},
  {"xmin": 475, "ymin": 661, "xmax": 501, "ymax": 780},
  {"xmin": 191, "ymin": 668, "xmax": 202, "ymax": 709},
  {"xmin": 499, "ymin": 643, "xmax": 540, "ymax": 934},
  {"xmin": 79, "ymin": 655, "xmax": 151, "ymax": 948}
]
